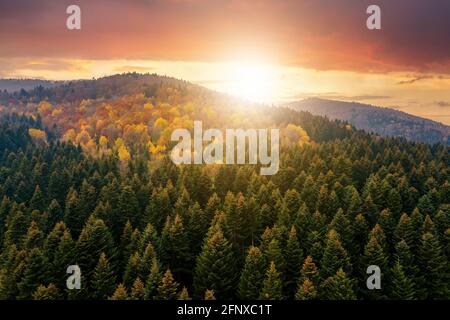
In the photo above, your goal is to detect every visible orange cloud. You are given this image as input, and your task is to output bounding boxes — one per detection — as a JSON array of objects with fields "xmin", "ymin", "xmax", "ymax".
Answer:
[{"xmin": 0, "ymin": 0, "xmax": 449, "ymax": 74}]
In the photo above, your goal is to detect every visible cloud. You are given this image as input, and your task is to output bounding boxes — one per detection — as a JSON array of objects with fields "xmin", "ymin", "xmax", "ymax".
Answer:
[
  {"xmin": 0, "ymin": 0, "xmax": 449, "ymax": 74},
  {"xmin": 436, "ymin": 101, "xmax": 450, "ymax": 107},
  {"xmin": 397, "ymin": 75, "xmax": 434, "ymax": 85}
]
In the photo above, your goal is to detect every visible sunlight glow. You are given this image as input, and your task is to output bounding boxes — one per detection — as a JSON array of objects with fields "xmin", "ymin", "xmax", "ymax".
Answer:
[{"xmin": 225, "ymin": 63, "xmax": 277, "ymax": 102}]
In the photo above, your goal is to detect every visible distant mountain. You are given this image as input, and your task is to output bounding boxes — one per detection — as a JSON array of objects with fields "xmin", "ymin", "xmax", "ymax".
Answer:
[
  {"xmin": 285, "ymin": 98, "xmax": 449, "ymax": 145},
  {"xmin": 0, "ymin": 79, "xmax": 63, "ymax": 93}
]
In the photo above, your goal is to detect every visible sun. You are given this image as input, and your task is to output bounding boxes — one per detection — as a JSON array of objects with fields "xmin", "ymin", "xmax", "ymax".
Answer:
[{"xmin": 226, "ymin": 63, "xmax": 276, "ymax": 102}]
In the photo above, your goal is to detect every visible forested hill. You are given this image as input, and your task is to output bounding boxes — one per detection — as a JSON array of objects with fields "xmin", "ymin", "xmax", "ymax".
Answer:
[
  {"xmin": 0, "ymin": 79, "xmax": 62, "ymax": 94},
  {"xmin": 285, "ymin": 98, "xmax": 450, "ymax": 146},
  {"xmin": 0, "ymin": 74, "xmax": 448, "ymax": 301}
]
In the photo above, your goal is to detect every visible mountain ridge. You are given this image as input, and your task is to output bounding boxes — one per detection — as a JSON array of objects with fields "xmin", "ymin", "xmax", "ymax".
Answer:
[{"xmin": 285, "ymin": 97, "xmax": 449, "ymax": 145}]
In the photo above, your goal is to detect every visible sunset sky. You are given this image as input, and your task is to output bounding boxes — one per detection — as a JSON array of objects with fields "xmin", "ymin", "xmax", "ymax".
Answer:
[{"xmin": 1, "ymin": 0, "xmax": 449, "ymax": 124}]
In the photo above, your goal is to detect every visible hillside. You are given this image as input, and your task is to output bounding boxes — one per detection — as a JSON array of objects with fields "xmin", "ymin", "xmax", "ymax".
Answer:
[
  {"xmin": 0, "ymin": 74, "xmax": 448, "ymax": 300},
  {"xmin": 0, "ymin": 79, "xmax": 62, "ymax": 93},
  {"xmin": 285, "ymin": 98, "xmax": 450, "ymax": 145}
]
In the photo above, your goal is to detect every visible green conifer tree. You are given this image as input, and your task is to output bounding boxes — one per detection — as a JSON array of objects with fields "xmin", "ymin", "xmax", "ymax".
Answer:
[
  {"xmin": 92, "ymin": 253, "xmax": 116, "ymax": 300},
  {"xmin": 155, "ymin": 269, "xmax": 179, "ymax": 300},
  {"xmin": 193, "ymin": 225, "xmax": 237, "ymax": 299},
  {"xmin": 238, "ymin": 246, "xmax": 266, "ymax": 299},
  {"xmin": 259, "ymin": 261, "xmax": 284, "ymax": 300}
]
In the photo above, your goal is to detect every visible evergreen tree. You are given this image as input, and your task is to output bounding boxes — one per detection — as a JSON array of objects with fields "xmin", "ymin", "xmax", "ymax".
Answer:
[
  {"xmin": 23, "ymin": 221, "xmax": 44, "ymax": 250},
  {"xmin": 193, "ymin": 225, "xmax": 238, "ymax": 299},
  {"xmin": 395, "ymin": 213, "xmax": 415, "ymax": 250},
  {"xmin": 160, "ymin": 214, "xmax": 192, "ymax": 281},
  {"xmin": 18, "ymin": 248, "xmax": 49, "ymax": 299},
  {"xmin": 109, "ymin": 283, "xmax": 128, "ymax": 300},
  {"xmin": 52, "ymin": 229, "xmax": 76, "ymax": 292},
  {"xmin": 145, "ymin": 257, "xmax": 162, "ymax": 299},
  {"xmin": 238, "ymin": 246, "xmax": 266, "ymax": 299},
  {"xmin": 130, "ymin": 277, "xmax": 146, "ymax": 300},
  {"xmin": 64, "ymin": 188, "xmax": 83, "ymax": 237},
  {"xmin": 46, "ymin": 199, "xmax": 63, "ymax": 232},
  {"xmin": 352, "ymin": 213, "xmax": 369, "ymax": 256},
  {"xmin": 320, "ymin": 230, "xmax": 352, "ymax": 279},
  {"xmin": 178, "ymin": 287, "xmax": 191, "ymax": 300},
  {"xmin": 123, "ymin": 252, "xmax": 142, "ymax": 288},
  {"xmin": 329, "ymin": 209, "xmax": 354, "ymax": 255},
  {"xmin": 76, "ymin": 216, "xmax": 116, "ymax": 290},
  {"xmin": 92, "ymin": 253, "xmax": 116, "ymax": 300},
  {"xmin": 284, "ymin": 226, "xmax": 303, "ymax": 297},
  {"xmin": 360, "ymin": 233, "xmax": 389, "ymax": 299},
  {"xmin": 156, "ymin": 269, "xmax": 179, "ymax": 300},
  {"xmin": 145, "ymin": 188, "xmax": 170, "ymax": 230},
  {"xmin": 418, "ymin": 232, "xmax": 448, "ymax": 299},
  {"xmin": 295, "ymin": 279, "xmax": 317, "ymax": 300},
  {"xmin": 264, "ymin": 238, "xmax": 286, "ymax": 279},
  {"xmin": 204, "ymin": 289, "xmax": 216, "ymax": 300},
  {"xmin": 299, "ymin": 256, "xmax": 319, "ymax": 286},
  {"xmin": 259, "ymin": 261, "xmax": 284, "ymax": 300},
  {"xmin": 390, "ymin": 261, "xmax": 415, "ymax": 300},
  {"xmin": 33, "ymin": 283, "xmax": 60, "ymax": 300},
  {"xmin": 29, "ymin": 185, "xmax": 45, "ymax": 213},
  {"xmin": 320, "ymin": 269, "xmax": 356, "ymax": 300}
]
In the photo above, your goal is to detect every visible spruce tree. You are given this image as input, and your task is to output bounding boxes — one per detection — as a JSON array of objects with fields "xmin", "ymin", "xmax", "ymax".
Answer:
[
  {"xmin": 193, "ymin": 225, "xmax": 238, "ymax": 299},
  {"xmin": 329, "ymin": 209, "xmax": 354, "ymax": 255},
  {"xmin": 29, "ymin": 185, "xmax": 45, "ymax": 213},
  {"xmin": 360, "ymin": 233, "xmax": 388, "ymax": 299},
  {"xmin": 418, "ymin": 232, "xmax": 448, "ymax": 299},
  {"xmin": 76, "ymin": 216, "xmax": 116, "ymax": 290},
  {"xmin": 109, "ymin": 283, "xmax": 128, "ymax": 300},
  {"xmin": 46, "ymin": 199, "xmax": 63, "ymax": 232},
  {"xmin": 33, "ymin": 283, "xmax": 60, "ymax": 300},
  {"xmin": 123, "ymin": 252, "xmax": 142, "ymax": 289},
  {"xmin": 160, "ymin": 214, "xmax": 192, "ymax": 282},
  {"xmin": 295, "ymin": 279, "xmax": 317, "ymax": 300},
  {"xmin": 259, "ymin": 261, "xmax": 284, "ymax": 300},
  {"xmin": 320, "ymin": 229, "xmax": 352, "ymax": 279},
  {"xmin": 284, "ymin": 226, "xmax": 303, "ymax": 297},
  {"xmin": 92, "ymin": 253, "xmax": 116, "ymax": 300},
  {"xmin": 394, "ymin": 240, "xmax": 420, "ymax": 287},
  {"xmin": 52, "ymin": 229, "xmax": 76, "ymax": 292},
  {"xmin": 395, "ymin": 213, "xmax": 415, "ymax": 250},
  {"xmin": 390, "ymin": 261, "xmax": 415, "ymax": 300},
  {"xmin": 264, "ymin": 238, "xmax": 286, "ymax": 278},
  {"xmin": 130, "ymin": 277, "xmax": 146, "ymax": 300},
  {"xmin": 320, "ymin": 269, "xmax": 356, "ymax": 300},
  {"xmin": 23, "ymin": 221, "xmax": 44, "ymax": 250},
  {"xmin": 238, "ymin": 246, "xmax": 266, "ymax": 299},
  {"xmin": 144, "ymin": 188, "xmax": 170, "ymax": 231},
  {"xmin": 18, "ymin": 248, "xmax": 49, "ymax": 299},
  {"xmin": 156, "ymin": 269, "xmax": 179, "ymax": 300},
  {"xmin": 352, "ymin": 213, "xmax": 369, "ymax": 256},
  {"xmin": 64, "ymin": 188, "xmax": 83, "ymax": 237},
  {"xmin": 145, "ymin": 257, "xmax": 162, "ymax": 299},
  {"xmin": 178, "ymin": 287, "xmax": 191, "ymax": 300},
  {"xmin": 299, "ymin": 256, "xmax": 319, "ymax": 285},
  {"xmin": 204, "ymin": 289, "xmax": 216, "ymax": 300}
]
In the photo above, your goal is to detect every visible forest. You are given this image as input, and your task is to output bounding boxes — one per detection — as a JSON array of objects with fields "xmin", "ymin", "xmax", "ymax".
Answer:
[{"xmin": 0, "ymin": 74, "xmax": 448, "ymax": 300}]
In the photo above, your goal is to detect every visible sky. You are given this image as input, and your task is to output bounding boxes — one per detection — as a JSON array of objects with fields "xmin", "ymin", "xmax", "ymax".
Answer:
[{"xmin": 0, "ymin": 0, "xmax": 449, "ymax": 124}]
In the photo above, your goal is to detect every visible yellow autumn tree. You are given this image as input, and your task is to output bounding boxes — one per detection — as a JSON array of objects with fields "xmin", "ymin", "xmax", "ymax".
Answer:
[
  {"xmin": 285, "ymin": 124, "xmax": 310, "ymax": 146},
  {"xmin": 118, "ymin": 145, "xmax": 131, "ymax": 162},
  {"xmin": 62, "ymin": 129, "xmax": 76, "ymax": 143},
  {"xmin": 28, "ymin": 128, "xmax": 47, "ymax": 142},
  {"xmin": 37, "ymin": 101, "xmax": 52, "ymax": 115}
]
